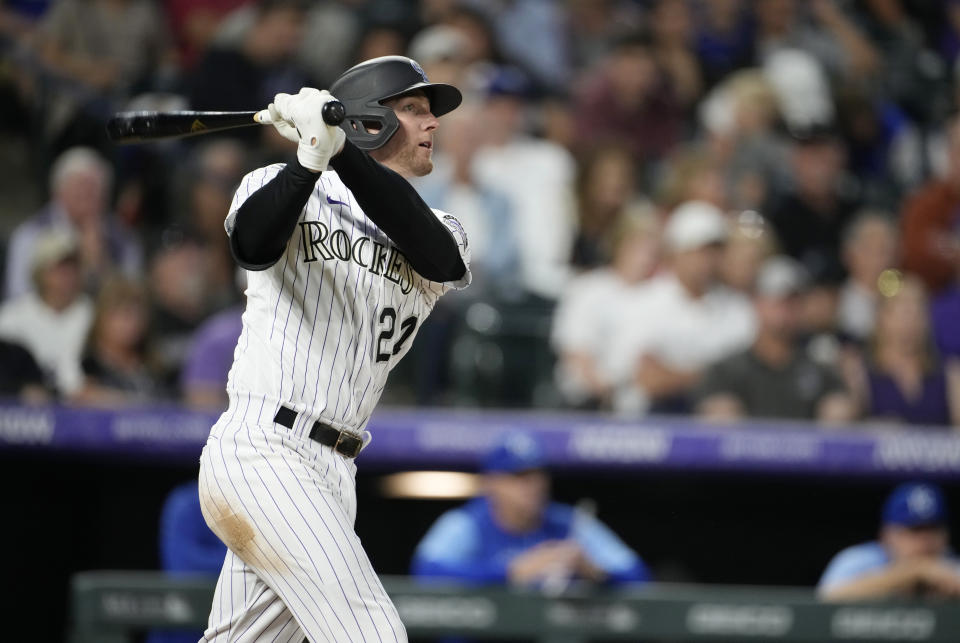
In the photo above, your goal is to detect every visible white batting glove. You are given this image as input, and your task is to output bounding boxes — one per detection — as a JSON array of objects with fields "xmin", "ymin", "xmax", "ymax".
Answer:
[
  {"xmin": 272, "ymin": 88, "xmax": 346, "ymax": 172},
  {"xmin": 265, "ymin": 99, "xmax": 299, "ymax": 143}
]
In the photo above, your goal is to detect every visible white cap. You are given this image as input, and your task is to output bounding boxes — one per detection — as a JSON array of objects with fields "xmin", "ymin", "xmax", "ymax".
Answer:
[
  {"xmin": 663, "ymin": 201, "xmax": 729, "ymax": 252},
  {"xmin": 698, "ymin": 83, "xmax": 735, "ymax": 136},
  {"xmin": 763, "ymin": 48, "xmax": 834, "ymax": 130},
  {"xmin": 31, "ymin": 228, "xmax": 79, "ymax": 273},
  {"xmin": 408, "ymin": 25, "xmax": 469, "ymax": 64}
]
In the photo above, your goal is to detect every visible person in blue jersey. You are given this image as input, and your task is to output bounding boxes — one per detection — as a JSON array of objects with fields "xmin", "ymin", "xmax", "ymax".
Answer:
[
  {"xmin": 146, "ymin": 482, "xmax": 227, "ymax": 643},
  {"xmin": 411, "ymin": 432, "xmax": 650, "ymax": 588},
  {"xmin": 818, "ymin": 482, "xmax": 960, "ymax": 600}
]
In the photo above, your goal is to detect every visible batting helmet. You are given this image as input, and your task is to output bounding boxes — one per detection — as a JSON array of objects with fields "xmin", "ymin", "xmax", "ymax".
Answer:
[{"xmin": 330, "ymin": 55, "xmax": 462, "ymax": 151}]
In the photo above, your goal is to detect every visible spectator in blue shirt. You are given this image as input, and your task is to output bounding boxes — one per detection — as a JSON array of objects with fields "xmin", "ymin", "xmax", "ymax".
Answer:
[
  {"xmin": 411, "ymin": 432, "xmax": 650, "ymax": 588},
  {"xmin": 158, "ymin": 481, "xmax": 227, "ymax": 573},
  {"xmin": 818, "ymin": 482, "xmax": 960, "ymax": 601},
  {"xmin": 146, "ymin": 481, "xmax": 227, "ymax": 643}
]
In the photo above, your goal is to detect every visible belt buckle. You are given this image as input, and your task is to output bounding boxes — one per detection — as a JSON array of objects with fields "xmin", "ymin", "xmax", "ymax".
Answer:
[{"xmin": 334, "ymin": 431, "xmax": 363, "ymax": 458}]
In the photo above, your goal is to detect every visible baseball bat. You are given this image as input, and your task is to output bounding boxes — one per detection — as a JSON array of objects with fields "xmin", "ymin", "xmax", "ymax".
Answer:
[{"xmin": 106, "ymin": 100, "xmax": 346, "ymax": 144}]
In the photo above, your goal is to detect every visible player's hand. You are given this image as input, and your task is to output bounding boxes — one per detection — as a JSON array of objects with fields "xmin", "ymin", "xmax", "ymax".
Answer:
[
  {"xmin": 269, "ymin": 88, "xmax": 346, "ymax": 172},
  {"xmin": 573, "ymin": 547, "xmax": 607, "ymax": 583},
  {"xmin": 266, "ymin": 100, "xmax": 299, "ymax": 143},
  {"xmin": 917, "ymin": 560, "xmax": 960, "ymax": 597},
  {"xmin": 636, "ymin": 354, "xmax": 683, "ymax": 397},
  {"xmin": 507, "ymin": 541, "xmax": 580, "ymax": 585},
  {"xmin": 542, "ymin": 541, "xmax": 605, "ymax": 582}
]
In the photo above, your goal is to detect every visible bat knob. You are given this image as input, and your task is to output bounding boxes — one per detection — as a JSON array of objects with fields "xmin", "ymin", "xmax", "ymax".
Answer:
[{"xmin": 322, "ymin": 100, "xmax": 346, "ymax": 126}]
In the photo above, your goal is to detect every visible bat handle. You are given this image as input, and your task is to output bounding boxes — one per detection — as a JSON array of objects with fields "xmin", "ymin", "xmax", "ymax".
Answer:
[{"xmin": 254, "ymin": 100, "xmax": 346, "ymax": 127}]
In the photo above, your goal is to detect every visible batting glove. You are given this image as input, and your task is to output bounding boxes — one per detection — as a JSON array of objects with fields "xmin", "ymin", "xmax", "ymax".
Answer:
[
  {"xmin": 271, "ymin": 88, "xmax": 346, "ymax": 172},
  {"xmin": 266, "ymin": 100, "xmax": 299, "ymax": 143}
]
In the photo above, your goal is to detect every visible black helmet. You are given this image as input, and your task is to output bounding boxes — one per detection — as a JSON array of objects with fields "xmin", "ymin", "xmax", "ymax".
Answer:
[{"xmin": 330, "ymin": 55, "xmax": 462, "ymax": 151}]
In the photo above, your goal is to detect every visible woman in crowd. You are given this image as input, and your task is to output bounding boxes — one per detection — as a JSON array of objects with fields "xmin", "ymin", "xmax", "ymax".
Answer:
[
  {"xmin": 75, "ymin": 277, "xmax": 162, "ymax": 405},
  {"xmin": 571, "ymin": 143, "xmax": 645, "ymax": 269},
  {"xmin": 846, "ymin": 274, "xmax": 960, "ymax": 427}
]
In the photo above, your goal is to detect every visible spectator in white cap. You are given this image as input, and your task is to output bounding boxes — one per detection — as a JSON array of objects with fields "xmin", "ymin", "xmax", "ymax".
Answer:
[
  {"xmin": 0, "ymin": 229, "xmax": 93, "ymax": 396},
  {"xmin": 614, "ymin": 200, "xmax": 755, "ymax": 415},
  {"xmin": 695, "ymin": 255, "xmax": 855, "ymax": 422},
  {"xmin": 407, "ymin": 24, "xmax": 472, "ymax": 88}
]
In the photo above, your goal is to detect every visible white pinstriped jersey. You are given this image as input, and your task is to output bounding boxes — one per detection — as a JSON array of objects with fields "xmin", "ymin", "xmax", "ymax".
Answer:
[{"xmin": 223, "ymin": 164, "xmax": 471, "ymax": 435}]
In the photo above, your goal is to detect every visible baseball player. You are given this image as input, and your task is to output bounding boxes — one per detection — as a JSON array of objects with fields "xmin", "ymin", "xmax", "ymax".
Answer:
[{"xmin": 197, "ymin": 56, "xmax": 469, "ymax": 642}]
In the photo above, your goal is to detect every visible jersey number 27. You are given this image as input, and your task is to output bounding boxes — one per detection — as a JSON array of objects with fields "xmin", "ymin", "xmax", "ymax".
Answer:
[{"xmin": 376, "ymin": 307, "xmax": 418, "ymax": 362}]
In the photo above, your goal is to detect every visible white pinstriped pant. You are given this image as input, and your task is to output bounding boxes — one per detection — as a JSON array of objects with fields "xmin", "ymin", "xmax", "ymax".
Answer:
[{"xmin": 197, "ymin": 413, "xmax": 406, "ymax": 643}]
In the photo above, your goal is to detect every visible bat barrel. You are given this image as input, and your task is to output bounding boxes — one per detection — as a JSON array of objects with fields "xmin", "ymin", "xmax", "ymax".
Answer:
[
  {"xmin": 106, "ymin": 111, "xmax": 260, "ymax": 143},
  {"xmin": 107, "ymin": 101, "xmax": 346, "ymax": 144}
]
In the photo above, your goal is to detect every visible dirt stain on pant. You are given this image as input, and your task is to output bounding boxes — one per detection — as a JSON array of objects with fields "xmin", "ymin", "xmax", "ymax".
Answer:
[{"xmin": 215, "ymin": 512, "xmax": 255, "ymax": 555}]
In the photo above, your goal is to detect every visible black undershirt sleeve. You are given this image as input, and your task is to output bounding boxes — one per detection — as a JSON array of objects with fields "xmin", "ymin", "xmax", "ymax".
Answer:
[
  {"xmin": 229, "ymin": 142, "xmax": 467, "ymax": 283},
  {"xmin": 229, "ymin": 159, "xmax": 318, "ymax": 270},
  {"xmin": 330, "ymin": 141, "xmax": 466, "ymax": 283}
]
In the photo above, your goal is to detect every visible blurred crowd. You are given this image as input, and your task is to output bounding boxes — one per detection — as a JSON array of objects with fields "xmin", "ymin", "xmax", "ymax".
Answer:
[{"xmin": 2, "ymin": 0, "xmax": 960, "ymax": 428}]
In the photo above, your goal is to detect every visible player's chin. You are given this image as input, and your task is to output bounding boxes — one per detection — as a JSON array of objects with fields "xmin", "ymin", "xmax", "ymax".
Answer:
[{"xmin": 411, "ymin": 158, "xmax": 434, "ymax": 177}]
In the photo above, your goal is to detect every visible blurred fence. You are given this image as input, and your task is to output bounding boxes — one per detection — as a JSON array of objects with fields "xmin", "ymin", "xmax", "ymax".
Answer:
[
  {"xmin": 3, "ymin": 401, "xmax": 960, "ymax": 478},
  {"xmin": 71, "ymin": 571, "xmax": 960, "ymax": 643}
]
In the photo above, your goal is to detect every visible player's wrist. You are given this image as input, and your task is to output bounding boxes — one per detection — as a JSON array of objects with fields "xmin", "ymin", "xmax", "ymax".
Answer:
[
  {"xmin": 296, "ymin": 146, "xmax": 330, "ymax": 173},
  {"xmin": 288, "ymin": 156, "xmax": 323, "ymax": 179}
]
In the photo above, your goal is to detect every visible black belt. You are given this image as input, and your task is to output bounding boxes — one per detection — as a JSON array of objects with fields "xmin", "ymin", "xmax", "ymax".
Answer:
[{"xmin": 273, "ymin": 405, "xmax": 364, "ymax": 458}]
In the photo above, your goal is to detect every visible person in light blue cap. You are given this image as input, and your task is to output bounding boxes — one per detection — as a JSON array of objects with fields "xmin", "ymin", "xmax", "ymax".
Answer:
[
  {"xmin": 411, "ymin": 431, "xmax": 650, "ymax": 588},
  {"xmin": 818, "ymin": 481, "xmax": 960, "ymax": 600}
]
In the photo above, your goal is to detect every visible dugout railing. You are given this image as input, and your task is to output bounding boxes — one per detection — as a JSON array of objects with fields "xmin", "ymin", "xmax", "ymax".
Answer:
[{"xmin": 70, "ymin": 571, "xmax": 960, "ymax": 642}]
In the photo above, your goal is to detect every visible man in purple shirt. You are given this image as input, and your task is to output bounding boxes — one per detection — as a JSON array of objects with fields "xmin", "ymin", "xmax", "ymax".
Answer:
[
  {"xmin": 179, "ymin": 306, "xmax": 243, "ymax": 410},
  {"xmin": 929, "ymin": 218, "xmax": 960, "ymax": 357},
  {"xmin": 932, "ymin": 290, "xmax": 960, "ymax": 359}
]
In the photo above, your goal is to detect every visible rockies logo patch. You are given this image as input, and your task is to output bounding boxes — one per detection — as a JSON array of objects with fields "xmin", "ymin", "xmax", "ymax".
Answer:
[
  {"xmin": 443, "ymin": 215, "xmax": 468, "ymax": 249},
  {"xmin": 411, "ymin": 59, "xmax": 428, "ymax": 82}
]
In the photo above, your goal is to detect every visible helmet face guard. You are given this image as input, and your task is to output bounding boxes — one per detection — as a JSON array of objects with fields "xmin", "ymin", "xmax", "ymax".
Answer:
[
  {"xmin": 339, "ymin": 103, "xmax": 400, "ymax": 151},
  {"xmin": 330, "ymin": 56, "xmax": 462, "ymax": 151}
]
